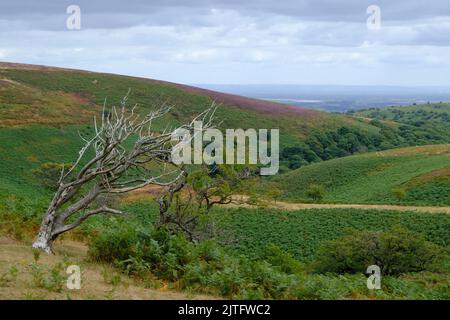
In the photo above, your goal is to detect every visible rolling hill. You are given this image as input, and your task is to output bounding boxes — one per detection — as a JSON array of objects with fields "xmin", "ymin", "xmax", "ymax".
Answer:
[
  {"xmin": 272, "ymin": 144, "xmax": 450, "ymax": 206},
  {"xmin": 2, "ymin": 62, "xmax": 450, "ymax": 197}
]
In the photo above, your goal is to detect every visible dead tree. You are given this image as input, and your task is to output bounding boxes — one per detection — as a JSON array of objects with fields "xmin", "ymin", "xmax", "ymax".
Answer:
[{"xmin": 32, "ymin": 93, "xmax": 214, "ymax": 253}]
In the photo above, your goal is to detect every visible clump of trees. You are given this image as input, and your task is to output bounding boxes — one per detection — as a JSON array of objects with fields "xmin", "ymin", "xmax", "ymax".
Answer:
[
  {"xmin": 281, "ymin": 120, "xmax": 450, "ymax": 170},
  {"xmin": 306, "ymin": 184, "xmax": 325, "ymax": 202},
  {"xmin": 280, "ymin": 126, "xmax": 385, "ymax": 170}
]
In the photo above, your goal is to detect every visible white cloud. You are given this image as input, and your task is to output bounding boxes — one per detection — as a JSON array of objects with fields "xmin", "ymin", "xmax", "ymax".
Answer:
[{"xmin": 0, "ymin": 1, "xmax": 450, "ymax": 85}]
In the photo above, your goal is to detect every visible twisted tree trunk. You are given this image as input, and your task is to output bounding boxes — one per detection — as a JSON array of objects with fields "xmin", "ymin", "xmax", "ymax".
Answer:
[
  {"xmin": 32, "ymin": 209, "xmax": 58, "ymax": 254},
  {"xmin": 32, "ymin": 93, "xmax": 216, "ymax": 253}
]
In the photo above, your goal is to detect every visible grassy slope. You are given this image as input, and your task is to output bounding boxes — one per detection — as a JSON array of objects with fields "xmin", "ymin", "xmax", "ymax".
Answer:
[
  {"xmin": 272, "ymin": 144, "xmax": 450, "ymax": 205},
  {"xmin": 0, "ymin": 125, "xmax": 88, "ymax": 197},
  {"xmin": 0, "ymin": 62, "xmax": 386, "ymax": 198},
  {"xmin": 0, "ymin": 62, "xmax": 365, "ymax": 139}
]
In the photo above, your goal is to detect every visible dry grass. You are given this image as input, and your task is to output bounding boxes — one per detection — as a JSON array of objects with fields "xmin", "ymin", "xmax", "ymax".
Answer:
[{"xmin": 0, "ymin": 237, "xmax": 216, "ymax": 300}]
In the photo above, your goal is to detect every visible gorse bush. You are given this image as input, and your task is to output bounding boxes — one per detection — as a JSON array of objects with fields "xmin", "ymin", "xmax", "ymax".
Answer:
[
  {"xmin": 262, "ymin": 244, "xmax": 305, "ymax": 274},
  {"xmin": 312, "ymin": 227, "xmax": 448, "ymax": 275}
]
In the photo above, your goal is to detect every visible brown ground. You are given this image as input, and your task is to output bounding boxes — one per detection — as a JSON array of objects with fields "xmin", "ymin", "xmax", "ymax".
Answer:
[
  {"xmin": 0, "ymin": 237, "xmax": 216, "ymax": 300},
  {"xmin": 263, "ymin": 202, "xmax": 450, "ymax": 213}
]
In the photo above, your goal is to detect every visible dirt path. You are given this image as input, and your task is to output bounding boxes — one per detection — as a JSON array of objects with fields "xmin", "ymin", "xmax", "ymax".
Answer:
[
  {"xmin": 228, "ymin": 196, "xmax": 450, "ymax": 213},
  {"xmin": 268, "ymin": 202, "xmax": 450, "ymax": 213},
  {"xmin": 0, "ymin": 237, "xmax": 216, "ymax": 300},
  {"xmin": 124, "ymin": 186, "xmax": 450, "ymax": 214}
]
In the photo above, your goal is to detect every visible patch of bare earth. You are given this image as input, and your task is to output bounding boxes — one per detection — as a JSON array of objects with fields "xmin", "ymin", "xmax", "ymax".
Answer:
[{"xmin": 0, "ymin": 237, "xmax": 216, "ymax": 300}]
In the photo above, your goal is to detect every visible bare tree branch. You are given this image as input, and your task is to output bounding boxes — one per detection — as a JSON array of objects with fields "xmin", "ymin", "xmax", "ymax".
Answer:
[{"xmin": 32, "ymin": 93, "xmax": 216, "ymax": 253}]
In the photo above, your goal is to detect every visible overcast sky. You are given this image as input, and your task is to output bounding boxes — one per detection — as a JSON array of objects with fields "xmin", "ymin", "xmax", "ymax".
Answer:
[{"xmin": 1, "ymin": 0, "xmax": 450, "ymax": 86}]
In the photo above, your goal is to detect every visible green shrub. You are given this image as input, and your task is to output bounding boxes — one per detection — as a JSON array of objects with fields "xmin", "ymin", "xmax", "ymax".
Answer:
[
  {"xmin": 89, "ymin": 224, "xmax": 196, "ymax": 281},
  {"xmin": 312, "ymin": 227, "xmax": 447, "ymax": 275},
  {"xmin": 88, "ymin": 221, "xmax": 139, "ymax": 263},
  {"xmin": 262, "ymin": 245, "xmax": 304, "ymax": 274}
]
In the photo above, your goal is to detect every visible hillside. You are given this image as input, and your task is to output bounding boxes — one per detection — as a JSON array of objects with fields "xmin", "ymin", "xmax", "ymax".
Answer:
[
  {"xmin": 272, "ymin": 144, "xmax": 450, "ymax": 206},
  {"xmin": 351, "ymin": 102, "xmax": 450, "ymax": 125},
  {"xmin": 0, "ymin": 62, "xmax": 339, "ymax": 133},
  {"xmin": 2, "ymin": 62, "xmax": 450, "ymax": 194}
]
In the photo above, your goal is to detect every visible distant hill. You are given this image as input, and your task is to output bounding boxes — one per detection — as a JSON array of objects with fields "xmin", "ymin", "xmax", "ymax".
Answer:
[
  {"xmin": 350, "ymin": 103, "xmax": 450, "ymax": 128},
  {"xmin": 272, "ymin": 144, "xmax": 450, "ymax": 206}
]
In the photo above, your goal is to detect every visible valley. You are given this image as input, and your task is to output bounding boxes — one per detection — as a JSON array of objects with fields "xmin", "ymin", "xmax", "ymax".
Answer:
[{"xmin": 0, "ymin": 62, "xmax": 449, "ymax": 300}]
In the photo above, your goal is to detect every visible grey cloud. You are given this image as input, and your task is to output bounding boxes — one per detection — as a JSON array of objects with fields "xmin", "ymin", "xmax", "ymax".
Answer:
[
  {"xmin": 2, "ymin": 0, "xmax": 450, "ymax": 29},
  {"xmin": 1, "ymin": 0, "xmax": 450, "ymax": 86}
]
